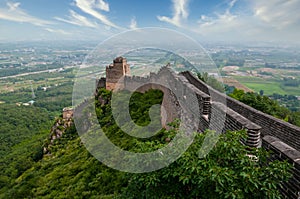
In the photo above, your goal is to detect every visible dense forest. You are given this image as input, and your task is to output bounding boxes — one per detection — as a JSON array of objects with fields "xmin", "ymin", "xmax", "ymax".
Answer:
[
  {"xmin": 0, "ymin": 88, "xmax": 292, "ymax": 198},
  {"xmin": 0, "ymin": 104, "xmax": 53, "ymax": 194},
  {"xmin": 0, "ymin": 80, "xmax": 73, "ymax": 197}
]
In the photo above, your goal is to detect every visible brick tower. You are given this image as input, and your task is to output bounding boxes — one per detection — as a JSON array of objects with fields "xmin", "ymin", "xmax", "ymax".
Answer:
[{"xmin": 106, "ymin": 57, "xmax": 130, "ymax": 90}]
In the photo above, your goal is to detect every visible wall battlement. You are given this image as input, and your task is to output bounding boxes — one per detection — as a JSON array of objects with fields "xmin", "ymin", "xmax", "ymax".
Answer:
[
  {"xmin": 96, "ymin": 58, "xmax": 300, "ymax": 198},
  {"xmin": 180, "ymin": 70, "xmax": 300, "ymax": 199},
  {"xmin": 180, "ymin": 70, "xmax": 300, "ymax": 151}
]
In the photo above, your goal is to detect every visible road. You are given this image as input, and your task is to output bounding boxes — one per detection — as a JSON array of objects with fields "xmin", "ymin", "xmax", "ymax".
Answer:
[{"xmin": 0, "ymin": 66, "xmax": 75, "ymax": 80}]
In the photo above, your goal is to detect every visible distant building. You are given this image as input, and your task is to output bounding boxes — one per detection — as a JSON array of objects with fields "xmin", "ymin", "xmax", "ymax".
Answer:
[
  {"xmin": 16, "ymin": 102, "xmax": 22, "ymax": 106},
  {"xmin": 105, "ymin": 57, "xmax": 130, "ymax": 91},
  {"xmin": 28, "ymin": 100, "xmax": 35, "ymax": 105}
]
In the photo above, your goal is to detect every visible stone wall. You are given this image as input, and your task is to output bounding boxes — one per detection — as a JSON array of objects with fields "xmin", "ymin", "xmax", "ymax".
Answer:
[
  {"xmin": 207, "ymin": 102, "xmax": 261, "ymax": 147},
  {"xmin": 95, "ymin": 65, "xmax": 300, "ymax": 198},
  {"xmin": 181, "ymin": 70, "xmax": 300, "ymax": 198},
  {"xmin": 123, "ymin": 67, "xmax": 211, "ymax": 130},
  {"xmin": 106, "ymin": 57, "xmax": 130, "ymax": 91},
  {"xmin": 62, "ymin": 107, "xmax": 73, "ymax": 120},
  {"xmin": 105, "ymin": 67, "xmax": 260, "ymax": 147},
  {"xmin": 181, "ymin": 71, "xmax": 300, "ymax": 151},
  {"xmin": 263, "ymin": 136, "xmax": 300, "ymax": 199}
]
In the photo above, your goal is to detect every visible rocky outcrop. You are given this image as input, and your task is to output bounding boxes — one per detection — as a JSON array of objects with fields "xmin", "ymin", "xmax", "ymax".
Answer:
[{"xmin": 43, "ymin": 115, "xmax": 73, "ymax": 155}]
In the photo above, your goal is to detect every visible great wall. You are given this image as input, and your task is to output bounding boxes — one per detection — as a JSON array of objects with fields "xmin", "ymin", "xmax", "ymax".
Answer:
[{"xmin": 90, "ymin": 57, "xmax": 300, "ymax": 198}]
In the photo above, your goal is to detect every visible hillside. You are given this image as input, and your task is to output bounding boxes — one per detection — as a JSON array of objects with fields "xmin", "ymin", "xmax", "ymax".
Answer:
[{"xmin": 0, "ymin": 88, "xmax": 292, "ymax": 198}]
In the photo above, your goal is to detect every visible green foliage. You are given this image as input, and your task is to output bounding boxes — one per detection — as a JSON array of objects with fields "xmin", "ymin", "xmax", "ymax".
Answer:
[
  {"xmin": 197, "ymin": 72, "xmax": 225, "ymax": 92},
  {"xmin": 95, "ymin": 88, "xmax": 171, "ymax": 152},
  {"xmin": 282, "ymin": 77, "xmax": 299, "ymax": 87},
  {"xmin": 121, "ymin": 130, "xmax": 292, "ymax": 199},
  {"xmin": 232, "ymin": 76, "xmax": 300, "ymax": 96},
  {"xmin": 0, "ymin": 81, "xmax": 73, "ymax": 113},
  {"xmin": 0, "ymin": 81, "xmax": 73, "ymax": 197},
  {"xmin": 2, "ymin": 125, "xmax": 126, "ymax": 199},
  {"xmin": 0, "ymin": 80, "xmax": 73, "ymax": 193},
  {"xmin": 229, "ymin": 88, "xmax": 300, "ymax": 126},
  {"xmin": 33, "ymin": 82, "xmax": 73, "ymax": 112},
  {"xmin": 1, "ymin": 88, "xmax": 167, "ymax": 198},
  {"xmin": 0, "ymin": 104, "xmax": 52, "ymax": 157},
  {"xmin": 1, "ymin": 88, "xmax": 293, "ymax": 198},
  {"xmin": 129, "ymin": 89, "xmax": 163, "ymax": 126}
]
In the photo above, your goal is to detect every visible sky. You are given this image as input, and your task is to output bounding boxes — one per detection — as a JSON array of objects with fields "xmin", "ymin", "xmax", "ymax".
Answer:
[{"xmin": 0, "ymin": 0, "xmax": 300, "ymax": 44}]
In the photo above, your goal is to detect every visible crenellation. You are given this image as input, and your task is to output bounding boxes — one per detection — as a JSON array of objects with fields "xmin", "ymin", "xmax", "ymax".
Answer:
[
  {"xmin": 181, "ymin": 70, "xmax": 300, "ymax": 150},
  {"xmin": 95, "ymin": 57, "xmax": 300, "ymax": 198}
]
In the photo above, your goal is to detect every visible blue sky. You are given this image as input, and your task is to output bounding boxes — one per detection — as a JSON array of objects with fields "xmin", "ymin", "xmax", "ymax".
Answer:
[{"xmin": 0, "ymin": 0, "xmax": 300, "ymax": 43}]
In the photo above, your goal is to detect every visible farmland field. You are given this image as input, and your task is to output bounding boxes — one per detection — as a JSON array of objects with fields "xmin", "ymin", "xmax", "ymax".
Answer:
[{"xmin": 233, "ymin": 76, "xmax": 300, "ymax": 96}]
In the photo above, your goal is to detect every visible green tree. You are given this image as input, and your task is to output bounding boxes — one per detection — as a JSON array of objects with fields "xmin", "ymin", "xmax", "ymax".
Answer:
[
  {"xmin": 197, "ymin": 72, "xmax": 225, "ymax": 92},
  {"xmin": 259, "ymin": 89, "xmax": 264, "ymax": 96},
  {"xmin": 229, "ymin": 88, "xmax": 300, "ymax": 127},
  {"xmin": 121, "ymin": 130, "xmax": 292, "ymax": 199}
]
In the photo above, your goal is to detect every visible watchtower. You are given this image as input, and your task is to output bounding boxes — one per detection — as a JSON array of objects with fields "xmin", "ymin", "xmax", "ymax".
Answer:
[
  {"xmin": 106, "ymin": 57, "xmax": 130, "ymax": 90},
  {"xmin": 62, "ymin": 107, "xmax": 73, "ymax": 120}
]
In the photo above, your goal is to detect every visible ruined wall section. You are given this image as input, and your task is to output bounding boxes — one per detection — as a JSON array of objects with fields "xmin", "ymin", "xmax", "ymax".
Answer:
[{"xmin": 96, "ymin": 77, "xmax": 106, "ymax": 93}]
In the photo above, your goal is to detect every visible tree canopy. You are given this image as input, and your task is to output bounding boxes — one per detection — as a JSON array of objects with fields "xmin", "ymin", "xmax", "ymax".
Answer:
[{"xmin": 0, "ymin": 88, "xmax": 292, "ymax": 198}]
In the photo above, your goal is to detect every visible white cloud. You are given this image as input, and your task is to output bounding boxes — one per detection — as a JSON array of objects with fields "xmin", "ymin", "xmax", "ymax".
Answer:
[
  {"xmin": 196, "ymin": 13, "xmax": 239, "ymax": 38},
  {"xmin": 0, "ymin": 2, "xmax": 53, "ymax": 26},
  {"xmin": 157, "ymin": 0, "xmax": 189, "ymax": 27},
  {"xmin": 228, "ymin": 0, "xmax": 238, "ymax": 10},
  {"xmin": 192, "ymin": 0, "xmax": 300, "ymax": 42},
  {"xmin": 197, "ymin": 0, "xmax": 238, "ymax": 33},
  {"xmin": 55, "ymin": 10, "xmax": 98, "ymax": 28},
  {"xmin": 252, "ymin": 0, "xmax": 300, "ymax": 29},
  {"xmin": 74, "ymin": 0, "xmax": 121, "ymax": 29},
  {"xmin": 129, "ymin": 17, "xmax": 137, "ymax": 29},
  {"xmin": 95, "ymin": 0, "xmax": 109, "ymax": 12},
  {"xmin": 44, "ymin": 28, "xmax": 72, "ymax": 35},
  {"xmin": 7, "ymin": 2, "xmax": 21, "ymax": 11}
]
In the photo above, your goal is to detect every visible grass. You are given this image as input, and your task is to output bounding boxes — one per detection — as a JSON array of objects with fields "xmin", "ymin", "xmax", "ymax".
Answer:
[{"xmin": 233, "ymin": 76, "xmax": 300, "ymax": 96}]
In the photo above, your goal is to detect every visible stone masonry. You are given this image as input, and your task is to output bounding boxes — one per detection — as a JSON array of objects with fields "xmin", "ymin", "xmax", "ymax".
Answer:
[
  {"xmin": 105, "ymin": 57, "xmax": 130, "ymax": 91},
  {"xmin": 96, "ymin": 57, "xmax": 300, "ymax": 198}
]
